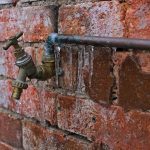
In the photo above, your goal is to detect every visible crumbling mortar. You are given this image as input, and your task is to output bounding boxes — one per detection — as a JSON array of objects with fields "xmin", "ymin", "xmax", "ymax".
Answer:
[
  {"xmin": 110, "ymin": 1, "xmax": 129, "ymax": 106},
  {"xmin": 122, "ymin": 1, "xmax": 129, "ymax": 38},
  {"xmin": 0, "ymin": 0, "xmax": 122, "ymax": 8},
  {"xmin": 109, "ymin": 49, "xmax": 118, "ymax": 105},
  {"xmin": 0, "ymin": 4, "xmax": 14, "ymax": 10},
  {"xmin": 0, "ymin": 107, "xmax": 92, "ymax": 143},
  {"xmin": 20, "ymin": 0, "xmax": 106, "ymax": 7}
]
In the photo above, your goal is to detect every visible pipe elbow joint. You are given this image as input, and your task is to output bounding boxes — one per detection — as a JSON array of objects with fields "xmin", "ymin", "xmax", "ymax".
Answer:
[{"xmin": 36, "ymin": 55, "xmax": 55, "ymax": 80}]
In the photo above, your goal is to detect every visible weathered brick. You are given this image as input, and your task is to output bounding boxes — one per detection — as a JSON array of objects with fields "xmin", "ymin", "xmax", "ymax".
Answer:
[
  {"xmin": 59, "ymin": 1, "xmax": 125, "ymax": 37},
  {"xmin": 59, "ymin": 46, "xmax": 113, "ymax": 103},
  {"xmin": 0, "ymin": 79, "xmax": 57, "ymax": 125},
  {"xmin": 115, "ymin": 0, "xmax": 150, "ymax": 110},
  {"xmin": 0, "ymin": 112, "xmax": 22, "ymax": 148},
  {"xmin": 126, "ymin": 0, "xmax": 150, "ymax": 39},
  {"xmin": 135, "ymin": 52, "xmax": 150, "ymax": 73},
  {"xmin": 119, "ymin": 56, "xmax": 150, "ymax": 111},
  {"xmin": 0, "ymin": 50, "xmax": 6, "ymax": 75},
  {"xmin": 0, "ymin": 45, "xmax": 17, "ymax": 78},
  {"xmin": 114, "ymin": 51, "xmax": 150, "ymax": 110},
  {"xmin": 23, "ymin": 120, "xmax": 93, "ymax": 150},
  {"xmin": 83, "ymin": 47, "xmax": 113, "ymax": 103},
  {"xmin": 58, "ymin": 1, "xmax": 124, "ymax": 103},
  {"xmin": 57, "ymin": 95, "xmax": 150, "ymax": 149},
  {"xmin": 0, "ymin": 142, "xmax": 15, "ymax": 150},
  {"xmin": 57, "ymin": 95, "xmax": 107, "ymax": 141},
  {"xmin": 57, "ymin": 95, "xmax": 128, "ymax": 147},
  {"xmin": 125, "ymin": 110, "xmax": 150, "ymax": 149},
  {"xmin": 41, "ymin": 90, "xmax": 57, "ymax": 125},
  {"xmin": 13, "ymin": 85, "xmax": 57, "ymax": 125},
  {"xmin": 0, "ymin": 6, "xmax": 57, "ymax": 42},
  {"xmin": 59, "ymin": 45, "xmax": 78, "ymax": 91},
  {"xmin": 0, "ymin": 80, "xmax": 10, "ymax": 108}
]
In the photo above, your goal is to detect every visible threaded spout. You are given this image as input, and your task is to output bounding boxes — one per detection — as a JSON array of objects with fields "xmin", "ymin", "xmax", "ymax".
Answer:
[{"xmin": 12, "ymin": 87, "xmax": 23, "ymax": 100}]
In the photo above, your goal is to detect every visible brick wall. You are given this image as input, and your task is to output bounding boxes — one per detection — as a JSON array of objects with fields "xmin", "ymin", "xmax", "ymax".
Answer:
[{"xmin": 0, "ymin": 0, "xmax": 149, "ymax": 149}]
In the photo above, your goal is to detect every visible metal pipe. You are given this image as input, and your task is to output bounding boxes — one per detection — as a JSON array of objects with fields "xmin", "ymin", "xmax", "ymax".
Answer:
[{"xmin": 49, "ymin": 33, "xmax": 150, "ymax": 50}]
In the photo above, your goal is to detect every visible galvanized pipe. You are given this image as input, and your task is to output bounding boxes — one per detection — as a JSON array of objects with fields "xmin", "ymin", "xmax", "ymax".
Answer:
[{"xmin": 49, "ymin": 33, "xmax": 150, "ymax": 50}]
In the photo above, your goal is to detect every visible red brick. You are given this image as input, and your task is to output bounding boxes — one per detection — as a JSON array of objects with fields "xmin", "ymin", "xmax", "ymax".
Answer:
[
  {"xmin": 103, "ymin": 106, "xmax": 128, "ymax": 150},
  {"xmin": 0, "ymin": 142, "xmax": 15, "ymax": 150},
  {"xmin": 0, "ymin": 6, "xmax": 56, "ymax": 42},
  {"xmin": 41, "ymin": 90, "xmax": 57, "ymax": 125},
  {"xmin": 57, "ymin": 95, "xmax": 150, "ymax": 149},
  {"xmin": 125, "ymin": 111, "xmax": 150, "ymax": 149},
  {"xmin": 57, "ymin": 95, "xmax": 127, "ymax": 144},
  {"xmin": 135, "ymin": 52, "xmax": 150, "ymax": 73},
  {"xmin": 59, "ymin": 1, "xmax": 125, "ymax": 37},
  {"xmin": 57, "ymin": 95, "xmax": 107, "ymax": 141},
  {"xmin": 126, "ymin": 0, "xmax": 150, "ymax": 39},
  {"xmin": 59, "ymin": 46, "xmax": 113, "ymax": 103},
  {"xmin": 114, "ymin": 51, "xmax": 150, "ymax": 110},
  {"xmin": 23, "ymin": 121, "xmax": 93, "ymax": 150},
  {"xmin": 119, "ymin": 56, "xmax": 150, "ymax": 111},
  {"xmin": 0, "ymin": 80, "xmax": 10, "ymax": 108},
  {"xmin": 113, "ymin": 51, "xmax": 130, "ymax": 87},
  {"xmin": 12, "ymin": 85, "xmax": 57, "ymax": 125},
  {"xmin": 58, "ymin": 1, "xmax": 124, "ymax": 103},
  {"xmin": 113, "ymin": 51, "xmax": 150, "ymax": 74},
  {"xmin": 0, "ymin": 79, "xmax": 57, "ymax": 125},
  {"xmin": 83, "ymin": 47, "xmax": 113, "ymax": 103},
  {"xmin": 59, "ymin": 46, "xmax": 78, "ymax": 91},
  {"xmin": 0, "ymin": 112, "xmax": 22, "ymax": 148},
  {"xmin": 0, "ymin": 47, "xmax": 6, "ymax": 75},
  {"xmin": 0, "ymin": 45, "xmax": 17, "ymax": 78}
]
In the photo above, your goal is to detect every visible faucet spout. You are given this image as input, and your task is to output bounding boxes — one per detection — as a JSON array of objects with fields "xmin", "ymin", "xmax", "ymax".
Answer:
[{"xmin": 12, "ymin": 68, "xmax": 28, "ymax": 99}]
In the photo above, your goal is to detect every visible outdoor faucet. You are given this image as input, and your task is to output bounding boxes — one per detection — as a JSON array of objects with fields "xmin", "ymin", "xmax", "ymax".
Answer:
[
  {"xmin": 3, "ymin": 32, "xmax": 55, "ymax": 100},
  {"xmin": 4, "ymin": 32, "xmax": 150, "ymax": 100}
]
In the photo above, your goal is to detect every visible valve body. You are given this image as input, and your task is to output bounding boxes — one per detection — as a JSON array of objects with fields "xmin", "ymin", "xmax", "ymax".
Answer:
[{"xmin": 3, "ymin": 32, "xmax": 55, "ymax": 100}]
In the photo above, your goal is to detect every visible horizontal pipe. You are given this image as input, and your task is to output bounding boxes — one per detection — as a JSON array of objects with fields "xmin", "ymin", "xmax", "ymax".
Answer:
[{"xmin": 52, "ymin": 34, "xmax": 150, "ymax": 50}]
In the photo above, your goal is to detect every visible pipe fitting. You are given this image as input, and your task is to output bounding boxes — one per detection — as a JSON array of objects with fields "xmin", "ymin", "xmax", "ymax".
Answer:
[
  {"xmin": 3, "ymin": 32, "xmax": 56, "ymax": 100},
  {"xmin": 36, "ymin": 55, "xmax": 55, "ymax": 80},
  {"xmin": 12, "ymin": 80, "xmax": 28, "ymax": 100},
  {"xmin": 44, "ymin": 33, "xmax": 58, "ymax": 56}
]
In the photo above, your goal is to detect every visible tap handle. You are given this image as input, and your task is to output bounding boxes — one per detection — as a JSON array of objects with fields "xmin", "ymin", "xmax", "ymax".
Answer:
[{"xmin": 3, "ymin": 32, "xmax": 23, "ymax": 50}]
